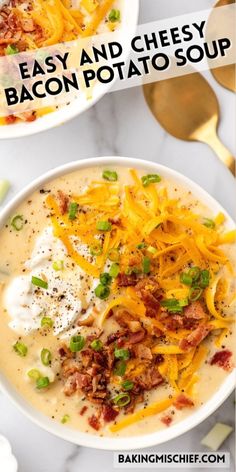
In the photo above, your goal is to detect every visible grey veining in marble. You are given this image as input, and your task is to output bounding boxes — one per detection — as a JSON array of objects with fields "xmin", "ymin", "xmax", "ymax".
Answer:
[{"xmin": 0, "ymin": 1, "xmax": 235, "ymax": 471}]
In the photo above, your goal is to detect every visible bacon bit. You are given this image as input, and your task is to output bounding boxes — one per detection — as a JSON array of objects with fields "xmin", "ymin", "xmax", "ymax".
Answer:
[
  {"xmin": 133, "ymin": 343, "xmax": 153, "ymax": 361},
  {"xmin": 102, "ymin": 404, "xmax": 119, "ymax": 423},
  {"xmin": 21, "ymin": 18, "xmax": 35, "ymax": 32},
  {"xmin": 128, "ymin": 330, "xmax": 146, "ymax": 344},
  {"xmin": 161, "ymin": 414, "xmax": 173, "ymax": 427},
  {"xmin": 135, "ymin": 277, "xmax": 161, "ymax": 317},
  {"xmin": 155, "ymin": 354, "xmax": 164, "ymax": 365},
  {"xmin": 22, "ymin": 111, "xmax": 36, "ymax": 122},
  {"xmin": 88, "ymin": 415, "xmax": 101, "ymax": 431},
  {"xmin": 79, "ymin": 405, "xmax": 88, "ymax": 416},
  {"xmin": 5, "ymin": 115, "xmax": 17, "ymax": 124},
  {"xmin": 117, "ymin": 273, "xmax": 138, "ymax": 287},
  {"xmin": 179, "ymin": 324, "xmax": 210, "ymax": 351},
  {"xmin": 135, "ymin": 366, "xmax": 163, "ymax": 390},
  {"xmin": 210, "ymin": 350, "xmax": 233, "ymax": 371},
  {"xmin": 77, "ymin": 313, "xmax": 95, "ymax": 327},
  {"xmin": 184, "ymin": 301, "xmax": 207, "ymax": 320},
  {"xmin": 106, "ymin": 330, "xmax": 127, "ymax": 345},
  {"xmin": 57, "ymin": 190, "xmax": 69, "ymax": 215},
  {"xmin": 173, "ymin": 394, "xmax": 194, "ymax": 410}
]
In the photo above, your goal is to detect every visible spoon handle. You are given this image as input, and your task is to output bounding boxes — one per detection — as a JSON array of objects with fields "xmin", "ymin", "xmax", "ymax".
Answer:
[{"xmin": 206, "ymin": 132, "xmax": 235, "ymax": 176}]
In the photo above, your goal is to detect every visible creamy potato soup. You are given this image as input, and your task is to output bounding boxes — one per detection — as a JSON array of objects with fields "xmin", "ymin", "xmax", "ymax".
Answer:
[{"xmin": 0, "ymin": 166, "xmax": 235, "ymax": 437}]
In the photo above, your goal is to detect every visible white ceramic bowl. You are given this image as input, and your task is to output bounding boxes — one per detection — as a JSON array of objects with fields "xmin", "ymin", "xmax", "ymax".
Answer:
[
  {"xmin": 0, "ymin": 1, "xmax": 139, "ymax": 140},
  {"xmin": 0, "ymin": 157, "xmax": 235, "ymax": 450},
  {"xmin": 0, "ymin": 436, "xmax": 18, "ymax": 472}
]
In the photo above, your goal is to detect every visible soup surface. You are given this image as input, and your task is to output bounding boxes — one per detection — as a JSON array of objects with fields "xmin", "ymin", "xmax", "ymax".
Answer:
[{"xmin": 0, "ymin": 165, "xmax": 235, "ymax": 437}]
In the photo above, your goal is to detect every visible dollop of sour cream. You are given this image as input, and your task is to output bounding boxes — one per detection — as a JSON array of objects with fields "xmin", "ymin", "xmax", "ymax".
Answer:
[{"xmin": 4, "ymin": 227, "xmax": 94, "ymax": 336}]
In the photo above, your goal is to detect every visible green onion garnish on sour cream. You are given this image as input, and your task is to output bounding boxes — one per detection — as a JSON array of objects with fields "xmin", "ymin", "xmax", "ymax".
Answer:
[{"xmin": 31, "ymin": 276, "xmax": 48, "ymax": 290}]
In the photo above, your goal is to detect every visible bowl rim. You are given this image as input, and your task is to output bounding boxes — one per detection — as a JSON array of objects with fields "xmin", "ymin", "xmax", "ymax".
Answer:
[
  {"xmin": 0, "ymin": 156, "xmax": 235, "ymax": 450},
  {"xmin": 0, "ymin": 1, "xmax": 140, "ymax": 140}
]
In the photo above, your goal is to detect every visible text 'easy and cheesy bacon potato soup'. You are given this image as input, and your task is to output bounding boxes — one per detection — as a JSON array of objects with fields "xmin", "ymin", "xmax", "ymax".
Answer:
[
  {"xmin": 0, "ymin": 166, "xmax": 235, "ymax": 436},
  {"xmin": 0, "ymin": 0, "xmax": 122, "ymax": 125}
]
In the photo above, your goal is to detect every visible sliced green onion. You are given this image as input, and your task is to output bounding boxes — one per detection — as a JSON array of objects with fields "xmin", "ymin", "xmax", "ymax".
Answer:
[
  {"xmin": 36, "ymin": 376, "xmax": 50, "ymax": 389},
  {"xmin": 180, "ymin": 272, "xmax": 193, "ymax": 286},
  {"xmin": 201, "ymin": 423, "xmax": 233, "ymax": 451},
  {"xmin": 188, "ymin": 266, "xmax": 201, "ymax": 282},
  {"xmin": 94, "ymin": 284, "xmax": 110, "ymax": 300},
  {"xmin": 113, "ymin": 393, "xmax": 130, "ymax": 407},
  {"xmin": 41, "ymin": 348, "xmax": 52, "ymax": 366},
  {"xmin": 122, "ymin": 380, "xmax": 134, "ymax": 391},
  {"xmin": 11, "ymin": 214, "xmax": 24, "ymax": 231},
  {"xmin": 31, "ymin": 276, "xmax": 48, "ymax": 290},
  {"xmin": 27, "ymin": 369, "xmax": 41, "ymax": 380},
  {"xmin": 179, "ymin": 298, "xmax": 189, "ymax": 307},
  {"xmin": 114, "ymin": 348, "xmax": 130, "ymax": 360},
  {"xmin": 13, "ymin": 341, "xmax": 28, "ymax": 357},
  {"xmin": 68, "ymin": 202, "xmax": 78, "ymax": 220},
  {"xmin": 52, "ymin": 260, "xmax": 64, "ymax": 271},
  {"xmin": 136, "ymin": 242, "xmax": 147, "ymax": 249},
  {"xmin": 143, "ymin": 256, "xmax": 151, "ymax": 274},
  {"xmin": 109, "ymin": 263, "xmax": 120, "ymax": 278},
  {"xmin": 69, "ymin": 335, "xmax": 85, "ymax": 353},
  {"xmin": 41, "ymin": 316, "xmax": 54, "ymax": 328},
  {"xmin": 189, "ymin": 286, "xmax": 203, "ymax": 302},
  {"xmin": 90, "ymin": 339, "xmax": 103, "ymax": 351},
  {"xmin": 199, "ymin": 270, "xmax": 210, "ymax": 288},
  {"xmin": 0, "ymin": 179, "xmax": 10, "ymax": 204},
  {"xmin": 141, "ymin": 174, "xmax": 161, "ymax": 188},
  {"xmin": 96, "ymin": 220, "xmax": 112, "ymax": 231},
  {"xmin": 203, "ymin": 218, "xmax": 216, "ymax": 229},
  {"xmin": 5, "ymin": 44, "xmax": 19, "ymax": 55},
  {"xmin": 161, "ymin": 298, "xmax": 188, "ymax": 313},
  {"xmin": 147, "ymin": 245, "xmax": 157, "ymax": 254},
  {"xmin": 100, "ymin": 272, "xmax": 112, "ymax": 286},
  {"xmin": 108, "ymin": 248, "xmax": 120, "ymax": 262},
  {"xmin": 102, "ymin": 170, "xmax": 118, "ymax": 181},
  {"xmin": 108, "ymin": 9, "xmax": 121, "ymax": 22},
  {"xmin": 125, "ymin": 266, "xmax": 141, "ymax": 275},
  {"xmin": 90, "ymin": 243, "xmax": 102, "ymax": 256},
  {"xmin": 114, "ymin": 360, "xmax": 127, "ymax": 377},
  {"xmin": 61, "ymin": 414, "xmax": 70, "ymax": 424}
]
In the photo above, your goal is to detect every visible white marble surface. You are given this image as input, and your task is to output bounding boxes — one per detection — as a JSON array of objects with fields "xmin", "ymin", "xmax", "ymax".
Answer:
[{"xmin": 0, "ymin": 0, "xmax": 235, "ymax": 471}]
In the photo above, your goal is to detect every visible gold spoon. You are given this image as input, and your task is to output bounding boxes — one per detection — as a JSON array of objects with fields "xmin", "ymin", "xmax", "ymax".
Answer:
[
  {"xmin": 143, "ymin": 73, "xmax": 235, "ymax": 176},
  {"xmin": 210, "ymin": 0, "xmax": 235, "ymax": 92}
]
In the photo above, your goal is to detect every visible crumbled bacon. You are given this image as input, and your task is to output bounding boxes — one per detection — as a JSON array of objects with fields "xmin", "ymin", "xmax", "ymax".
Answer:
[
  {"xmin": 173, "ymin": 394, "xmax": 194, "ymax": 410},
  {"xmin": 106, "ymin": 330, "xmax": 127, "ymax": 345},
  {"xmin": 21, "ymin": 18, "xmax": 35, "ymax": 32},
  {"xmin": 179, "ymin": 324, "xmax": 210, "ymax": 351},
  {"xmin": 128, "ymin": 330, "xmax": 146, "ymax": 344},
  {"xmin": 161, "ymin": 415, "xmax": 173, "ymax": 427},
  {"xmin": 135, "ymin": 277, "xmax": 161, "ymax": 317},
  {"xmin": 58, "ymin": 344, "xmax": 73, "ymax": 359},
  {"xmin": 57, "ymin": 190, "xmax": 69, "ymax": 215},
  {"xmin": 79, "ymin": 405, "xmax": 88, "ymax": 416},
  {"xmin": 5, "ymin": 115, "xmax": 17, "ymax": 124},
  {"xmin": 102, "ymin": 404, "xmax": 119, "ymax": 423},
  {"xmin": 117, "ymin": 273, "xmax": 138, "ymax": 287},
  {"xmin": 114, "ymin": 309, "xmax": 141, "ymax": 332},
  {"xmin": 133, "ymin": 343, "xmax": 153, "ymax": 361},
  {"xmin": 135, "ymin": 366, "xmax": 163, "ymax": 390},
  {"xmin": 210, "ymin": 350, "xmax": 233, "ymax": 371},
  {"xmin": 184, "ymin": 301, "xmax": 207, "ymax": 320},
  {"xmin": 88, "ymin": 415, "xmax": 101, "ymax": 431}
]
